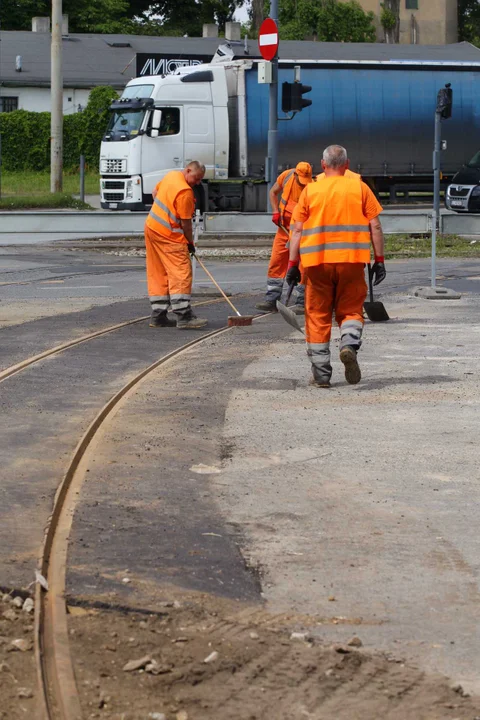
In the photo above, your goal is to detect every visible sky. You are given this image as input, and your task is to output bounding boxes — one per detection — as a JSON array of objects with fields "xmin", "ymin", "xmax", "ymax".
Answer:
[{"xmin": 234, "ymin": 3, "xmax": 251, "ymax": 24}]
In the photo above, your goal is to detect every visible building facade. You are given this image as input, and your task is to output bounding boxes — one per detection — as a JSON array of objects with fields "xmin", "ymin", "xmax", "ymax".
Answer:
[{"xmin": 352, "ymin": 0, "xmax": 458, "ymax": 44}]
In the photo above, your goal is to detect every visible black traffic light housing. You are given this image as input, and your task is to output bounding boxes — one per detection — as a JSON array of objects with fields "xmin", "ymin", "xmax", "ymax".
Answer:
[
  {"xmin": 282, "ymin": 81, "xmax": 312, "ymax": 113},
  {"xmin": 436, "ymin": 83, "xmax": 453, "ymax": 119}
]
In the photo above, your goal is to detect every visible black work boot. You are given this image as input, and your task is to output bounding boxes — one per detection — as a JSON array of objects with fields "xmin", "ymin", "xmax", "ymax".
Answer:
[
  {"xmin": 255, "ymin": 300, "xmax": 278, "ymax": 312},
  {"xmin": 176, "ymin": 312, "xmax": 208, "ymax": 329},
  {"xmin": 339, "ymin": 346, "xmax": 361, "ymax": 385},
  {"xmin": 149, "ymin": 313, "xmax": 176, "ymax": 328}
]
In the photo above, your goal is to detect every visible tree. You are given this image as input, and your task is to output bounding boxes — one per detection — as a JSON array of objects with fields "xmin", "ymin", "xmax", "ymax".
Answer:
[
  {"xmin": 380, "ymin": 0, "xmax": 399, "ymax": 44},
  {"xmin": 279, "ymin": 0, "xmax": 376, "ymax": 42},
  {"xmin": 1, "ymin": 0, "xmax": 243, "ymax": 34},
  {"xmin": 458, "ymin": 0, "xmax": 480, "ymax": 45}
]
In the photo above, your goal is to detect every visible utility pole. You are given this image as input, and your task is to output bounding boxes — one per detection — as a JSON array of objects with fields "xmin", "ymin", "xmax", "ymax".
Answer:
[
  {"xmin": 267, "ymin": 0, "xmax": 278, "ymax": 200},
  {"xmin": 51, "ymin": 0, "xmax": 63, "ymax": 192}
]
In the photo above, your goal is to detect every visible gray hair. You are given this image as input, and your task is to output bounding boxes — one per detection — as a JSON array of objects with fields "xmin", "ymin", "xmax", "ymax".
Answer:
[
  {"xmin": 186, "ymin": 160, "xmax": 206, "ymax": 173},
  {"xmin": 322, "ymin": 145, "xmax": 348, "ymax": 169}
]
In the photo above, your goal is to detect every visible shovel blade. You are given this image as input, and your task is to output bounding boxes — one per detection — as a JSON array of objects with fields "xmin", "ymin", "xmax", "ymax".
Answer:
[
  {"xmin": 276, "ymin": 300, "xmax": 305, "ymax": 334},
  {"xmin": 364, "ymin": 301, "xmax": 390, "ymax": 322}
]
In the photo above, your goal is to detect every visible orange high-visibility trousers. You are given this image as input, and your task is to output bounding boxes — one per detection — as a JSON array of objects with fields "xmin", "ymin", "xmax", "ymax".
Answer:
[
  {"xmin": 303, "ymin": 263, "xmax": 367, "ymax": 383},
  {"xmin": 264, "ymin": 215, "xmax": 305, "ymax": 305},
  {"xmin": 145, "ymin": 224, "xmax": 193, "ymax": 318}
]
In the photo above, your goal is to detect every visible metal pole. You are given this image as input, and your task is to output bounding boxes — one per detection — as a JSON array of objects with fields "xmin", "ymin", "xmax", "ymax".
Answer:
[
  {"xmin": 0, "ymin": 133, "xmax": 2, "ymax": 201},
  {"xmin": 79, "ymin": 154, "xmax": 85, "ymax": 203},
  {"xmin": 431, "ymin": 110, "xmax": 441, "ymax": 289},
  {"xmin": 50, "ymin": 0, "xmax": 63, "ymax": 193},
  {"xmin": 266, "ymin": 0, "xmax": 278, "ymax": 207}
]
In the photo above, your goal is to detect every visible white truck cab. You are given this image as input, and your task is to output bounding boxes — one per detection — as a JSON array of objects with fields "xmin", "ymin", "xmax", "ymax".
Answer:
[{"xmin": 100, "ymin": 64, "xmax": 233, "ymax": 210}]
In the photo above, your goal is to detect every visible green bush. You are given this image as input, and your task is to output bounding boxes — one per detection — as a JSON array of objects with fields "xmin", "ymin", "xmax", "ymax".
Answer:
[{"xmin": 0, "ymin": 86, "xmax": 118, "ymax": 172}]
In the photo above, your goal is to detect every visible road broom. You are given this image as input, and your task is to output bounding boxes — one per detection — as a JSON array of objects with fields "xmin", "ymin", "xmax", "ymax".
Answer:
[{"xmin": 194, "ymin": 255, "xmax": 254, "ymax": 327}]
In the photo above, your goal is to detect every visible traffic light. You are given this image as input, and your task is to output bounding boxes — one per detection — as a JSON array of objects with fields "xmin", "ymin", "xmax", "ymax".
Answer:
[
  {"xmin": 282, "ymin": 82, "xmax": 294, "ymax": 113},
  {"xmin": 282, "ymin": 81, "xmax": 312, "ymax": 113},
  {"xmin": 436, "ymin": 83, "xmax": 453, "ymax": 119},
  {"xmin": 292, "ymin": 82, "xmax": 312, "ymax": 112}
]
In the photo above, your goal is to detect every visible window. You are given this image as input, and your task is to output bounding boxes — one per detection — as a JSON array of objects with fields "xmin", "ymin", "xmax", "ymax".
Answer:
[
  {"xmin": 158, "ymin": 107, "xmax": 180, "ymax": 136},
  {"xmin": 406, "ymin": 0, "xmax": 418, "ymax": 9},
  {"xmin": 0, "ymin": 97, "xmax": 19, "ymax": 113}
]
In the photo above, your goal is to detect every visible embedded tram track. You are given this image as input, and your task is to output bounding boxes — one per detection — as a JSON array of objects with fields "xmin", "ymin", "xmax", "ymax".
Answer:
[
  {"xmin": 0, "ymin": 297, "xmax": 227, "ymax": 384},
  {"xmin": 31, "ymin": 317, "xmax": 250, "ymax": 719},
  {"xmin": 1, "ymin": 294, "xmax": 265, "ymax": 718}
]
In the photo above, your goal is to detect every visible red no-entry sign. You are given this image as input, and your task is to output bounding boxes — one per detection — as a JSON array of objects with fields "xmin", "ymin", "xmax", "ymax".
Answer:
[{"xmin": 258, "ymin": 18, "xmax": 279, "ymax": 61}]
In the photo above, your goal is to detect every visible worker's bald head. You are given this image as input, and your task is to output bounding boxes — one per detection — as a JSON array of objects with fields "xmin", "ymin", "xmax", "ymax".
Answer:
[
  {"xmin": 322, "ymin": 145, "xmax": 349, "ymax": 173},
  {"xmin": 184, "ymin": 160, "xmax": 206, "ymax": 187}
]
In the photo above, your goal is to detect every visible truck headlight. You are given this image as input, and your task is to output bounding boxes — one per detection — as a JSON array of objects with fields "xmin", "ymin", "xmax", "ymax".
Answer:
[
  {"xmin": 472, "ymin": 186, "xmax": 480, "ymax": 196},
  {"xmin": 126, "ymin": 180, "xmax": 133, "ymax": 199}
]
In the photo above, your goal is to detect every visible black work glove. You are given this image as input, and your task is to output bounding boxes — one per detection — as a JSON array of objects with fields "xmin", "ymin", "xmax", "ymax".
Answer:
[
  {"xmin": 285, "ymin": 264, "xmax": 301, "ymax": 287},
  {"xmin": 188, "ymin": 242, "xmax": 196, "ymax": 256},
  {"xmin": 371, "ymin": 261, "xmax": 386, "ymax": 286}
]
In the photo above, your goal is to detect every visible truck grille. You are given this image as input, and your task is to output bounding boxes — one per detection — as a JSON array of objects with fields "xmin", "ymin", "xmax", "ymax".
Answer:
[
  {"xmin": 449, "ymin": 187, "xmax": 470, "ymax": 197},
  {"xmin": 104, "ymin": 180, "xmax": 124, "ymax": 189},
  {"xmin": 104, "ymin": 192, "xmax": 124, "ymax": 202},
  {"xmin": 101, "ymin": 159, "xmax": 127, "ymax": 174}
]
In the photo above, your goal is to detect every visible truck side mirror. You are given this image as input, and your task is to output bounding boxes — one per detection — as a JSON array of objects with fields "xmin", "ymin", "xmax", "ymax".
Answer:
[{"xmin": 150, "ymin": 109, "xmax": 162, "ymax": 138}]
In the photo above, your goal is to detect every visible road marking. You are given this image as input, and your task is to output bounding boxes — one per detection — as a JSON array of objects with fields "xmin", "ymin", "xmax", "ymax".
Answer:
[{"xmin": 39, "ymin": 285, "xmax": 111, "ymax": 290}]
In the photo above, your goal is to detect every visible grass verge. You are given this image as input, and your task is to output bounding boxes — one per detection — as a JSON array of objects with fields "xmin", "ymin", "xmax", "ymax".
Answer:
[
  {"xmin": 0, "ymin": 171, "xmax": 100, "ymax": 196},
  {"xmin": 385, "ymin": 234, "xmax": 480, "ymax": 259},
  {"xmin": 0, "ymin": 194, "xmax": 92, "ymax": 210}
]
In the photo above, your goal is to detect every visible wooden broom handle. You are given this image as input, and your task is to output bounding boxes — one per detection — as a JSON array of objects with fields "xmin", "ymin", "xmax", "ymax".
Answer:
[{"xmin": 194, "ymin": 255, "xmax": 241, "ymax": 316}]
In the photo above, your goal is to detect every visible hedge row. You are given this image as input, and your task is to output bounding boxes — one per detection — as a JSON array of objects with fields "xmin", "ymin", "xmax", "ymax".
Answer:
[{"xmin": 0, "ymin": 86, "xmax": 118, "ymax": 172}]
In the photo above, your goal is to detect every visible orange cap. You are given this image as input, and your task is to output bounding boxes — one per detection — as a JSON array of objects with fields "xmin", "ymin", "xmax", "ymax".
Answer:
[{"xmin": 295, "ymin": 161, "xmax": 313, "ymax": 183}]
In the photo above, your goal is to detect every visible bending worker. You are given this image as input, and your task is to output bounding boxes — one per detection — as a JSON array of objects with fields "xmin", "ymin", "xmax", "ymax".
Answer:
[
  {"xmin": 286, "ymin": 145, "xmax": 386, "ymax": 387},
  {"xmin": 256, "ymin": 162, "xmax": 313, "ymax": 314},
  {"xmin": 144, "ymin": 161, "xmax": 207, "ymax": 330}
]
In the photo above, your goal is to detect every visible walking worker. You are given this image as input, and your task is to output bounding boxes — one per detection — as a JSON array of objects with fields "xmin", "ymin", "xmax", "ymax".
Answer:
[
  {"xmin": 256, "ymin": 161, "xmax": 313, "ymax": 315},
  {"xmin": 286, "ymin": 145, "xmax": 386, "ymax": 387},
  {"xmin": 144, "ymin": 161, "xmax": 208, "ymax": 330}
]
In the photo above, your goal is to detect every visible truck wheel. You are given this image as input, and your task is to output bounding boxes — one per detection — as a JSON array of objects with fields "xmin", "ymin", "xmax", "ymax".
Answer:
[{"xmin": 193, "ymin": 183, "xmax": 207, "ymax": 215}]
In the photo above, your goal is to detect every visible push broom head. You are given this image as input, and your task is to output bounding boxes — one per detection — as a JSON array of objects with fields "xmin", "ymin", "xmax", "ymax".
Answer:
[{"xmin": 228, "ymin": 315, "xmax": 254, "ymax": 327}]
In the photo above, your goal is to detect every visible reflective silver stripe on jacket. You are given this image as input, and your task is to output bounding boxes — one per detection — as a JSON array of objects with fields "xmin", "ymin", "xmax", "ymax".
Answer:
[
  {"xmin": 300, "ymin": 241, "xmax": 371, "ymax": 255},
  {"xmin": 154, "ymin": 197, "xmax": 182, "ymax": 226},
  {"xmin": 149, "ymin": 209, "xmax": 183, "ymax": 233},
  {"xmin": 278, "ymin": 170, "xmax": 295, "ymax": 207},
  {"xmin": 302, "ymin": 224, "xmax": 369, "ymax": 236}
]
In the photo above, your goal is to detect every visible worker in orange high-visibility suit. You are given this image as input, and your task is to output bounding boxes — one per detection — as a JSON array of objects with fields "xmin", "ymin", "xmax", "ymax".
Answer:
[
  {"xmin": 287, "ymin": 145, "xmax": 386, "ymax": 387},
  {"xmin": 255, "ymin": 161, "xmax": 313, "ymax": 314},
  {"xmin": 144, "ymin": 161, "xmax": 207, "ymax": 330}
]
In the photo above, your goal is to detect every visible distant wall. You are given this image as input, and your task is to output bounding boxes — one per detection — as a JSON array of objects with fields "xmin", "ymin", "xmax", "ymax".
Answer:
[
  {"xmin": 342, "ymin": 0, "xmax": 458, "ymax": 45},
  {"xmin": 0, "ymin": 87, "xmax": 92, "ymax": 114}
]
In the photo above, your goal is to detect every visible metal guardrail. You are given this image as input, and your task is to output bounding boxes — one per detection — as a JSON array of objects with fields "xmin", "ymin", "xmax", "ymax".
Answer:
[
  {"xmin": 0, "ymin": 211, "xmax": 145, "ymax": 234},
  {"xmin": 202, "ymin": 211, "xmax": 433, "ymax": 235},
  {"xmin": 1, "ymin": 209, "xmax": 479, "ymax": 239}
]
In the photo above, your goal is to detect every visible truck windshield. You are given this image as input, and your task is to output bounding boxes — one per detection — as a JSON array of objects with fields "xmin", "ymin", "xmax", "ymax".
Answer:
[
  {"xmin": 467, "ymin": 151, "xmax": 480, "ymax": 168},
  {"xmin": 121, "ymin": 84, "xmax": 154, "ymax": 99},
  {"xmin": 106, "ymin": 109, "xmax": 145, "ymax": 140}
]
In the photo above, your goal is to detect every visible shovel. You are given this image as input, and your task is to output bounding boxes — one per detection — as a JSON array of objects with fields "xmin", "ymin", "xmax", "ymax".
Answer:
[
  {"xmin": 276, "ymin": 283, "xmax": 305, "ymax": 334},
  {"xmin": 364, "ymin": 263, "xmax": 389, "ymax": 322}
]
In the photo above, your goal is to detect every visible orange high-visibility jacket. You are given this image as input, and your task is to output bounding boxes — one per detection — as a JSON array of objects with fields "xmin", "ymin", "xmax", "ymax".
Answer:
[
  {"xmin": 145, "ymin": 170, "xmax": 193, "ymax": 242},
  {"xmin": 277, "ymin": 169, "xmax": 305, "ymax": 226},
  {"xmin": 293, "ymin": 176, "xmax": 382, "ymax": 266}
]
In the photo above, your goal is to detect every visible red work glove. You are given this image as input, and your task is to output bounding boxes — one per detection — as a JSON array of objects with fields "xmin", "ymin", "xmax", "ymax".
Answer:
[{"xmin": 272, "ymin": 212, "xmax": 280, "ymax": 226}]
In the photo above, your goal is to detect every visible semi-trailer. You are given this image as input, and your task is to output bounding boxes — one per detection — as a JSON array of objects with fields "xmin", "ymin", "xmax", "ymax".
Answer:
[{"xmin": 99, "ymin": 41, "xmax": 480, "ymax": 211}]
